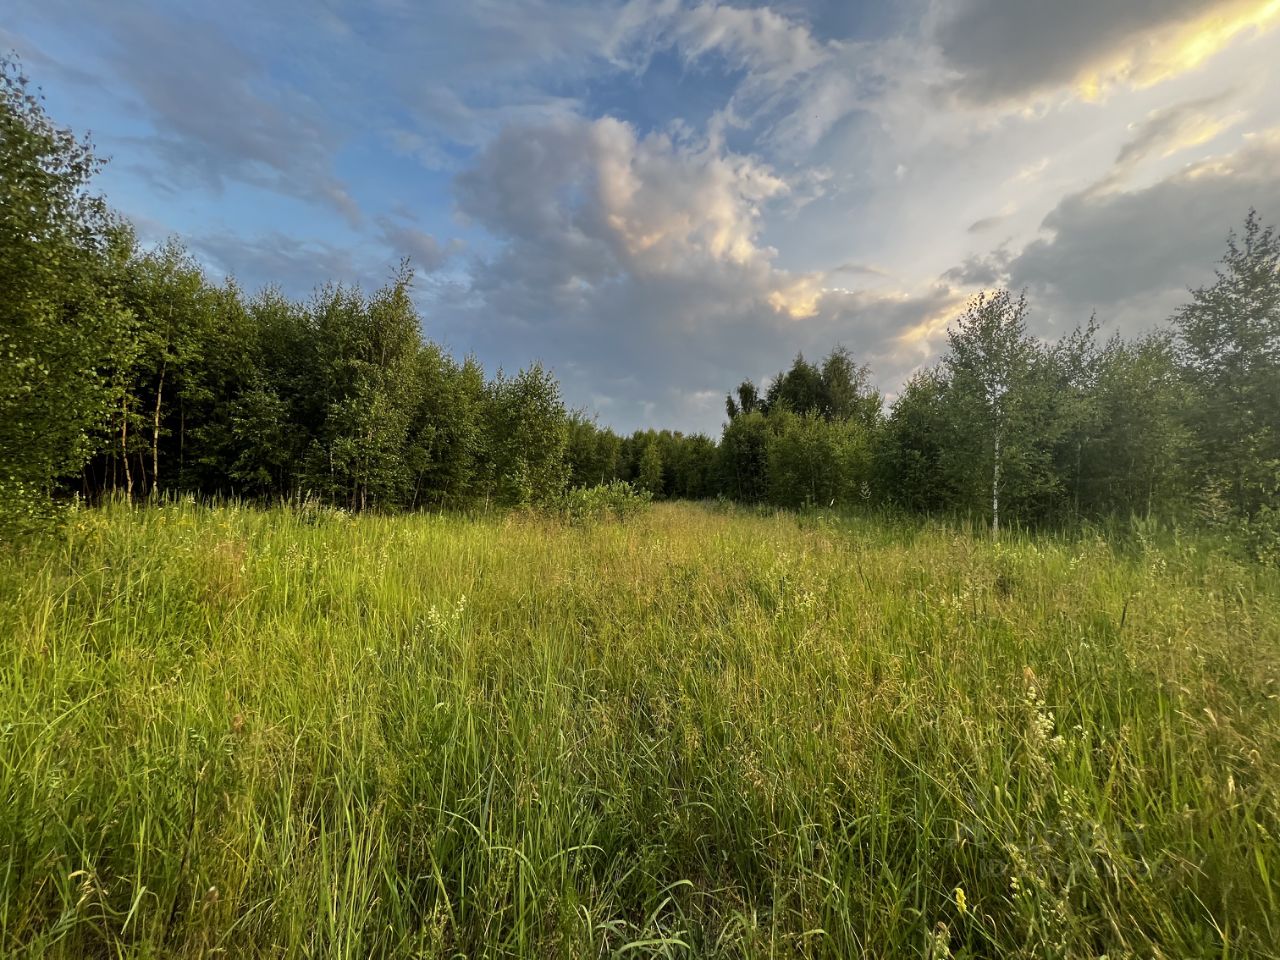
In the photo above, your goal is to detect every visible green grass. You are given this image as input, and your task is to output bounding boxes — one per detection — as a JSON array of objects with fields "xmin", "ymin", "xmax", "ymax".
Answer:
[{"xmin": 1, "ymin": 500, "xmax": 1278, "ymax": 958}]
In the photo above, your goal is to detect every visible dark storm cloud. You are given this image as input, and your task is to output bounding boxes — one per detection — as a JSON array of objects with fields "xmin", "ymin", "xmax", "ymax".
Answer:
[
  {"xmin": 1007, "ymin": 133, "xmax": 1280, "ymax": 327},
  {"xmin": 934, "ymin": 0, "xmax": 1225, "ymax": 102}
]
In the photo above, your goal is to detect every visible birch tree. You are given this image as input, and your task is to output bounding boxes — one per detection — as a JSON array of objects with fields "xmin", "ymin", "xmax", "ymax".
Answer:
[{"xmin": 944, "ymin": 291, "xmax": 1043, "ymax": 535}]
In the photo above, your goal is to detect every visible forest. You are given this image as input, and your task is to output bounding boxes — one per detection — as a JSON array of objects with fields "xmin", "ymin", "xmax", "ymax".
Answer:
[{"xmin": 4, "ymin": 55, "xmax": 1280, "ymax": 556}]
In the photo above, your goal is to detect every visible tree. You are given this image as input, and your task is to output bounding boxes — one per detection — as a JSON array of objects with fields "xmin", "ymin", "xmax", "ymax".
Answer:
[
  {"xmin": 1174, "ymin": 211, "xmax": 1280, "ymax": 519},
  {"xmin": 302, "ymin": 269, "xmax": 424, "ymax": 511},
  {"xmin": 566, "ymin": 413, "xmax": 621, "ymax": 488},
  {"xmin": 482, "ymin": 363, "xmax": 569, "ymax": 505},
  {"xmin": 222, "ymin": 288, "xmax": 313, "ymax": 500},
  {"xmin": 228, "ymin": 382, "xmax": 294, "ymax": 497},
  {"xmin": 877, "ymin": 370, "xmax": 956, "ymax": 513},
  {"xmin": 725, "ymin": 379, "xmax": 760, "ymax": 420},
  {"xmin": 1040, "ymin": 317, "xmax": 1102, "ymax": 521},
  {"xmin": 112, "ymin": 240, "xmax": 233, "ymax": 499},
  {"xmin": 637, "ymin": 440, "xmax": 664, "ymax": 496},
  {"xmin": 0, "ymin": 55, "xmax": 131, "ymax": 526},
  {"xmin": 1079, "ymin": 333, "xmax": 1191, "ymax": 518},
  {"xmin": 765, "ymin": 410, "xmax": 871, "ymax": 508},
  {"xmin": 177, "ymin": 281, "xmax": 258, "ymax": 495},
  {"xmin": 668, "ymin": 433, "xmax": 718, "ymax": 498},
  {"xmin": 764, "ymin": 354, "xmax": 826, "ymax": 416},
  {"xmin": 718, "ymin": 410, "xmax": 769, "ymax": 502},
  {"xmin": 944, "ymin": 290, "xmax": 1057, "ymax": 534},
  {"xmin": 408, "ymin": 349, "xmax": 487, "ymax": 506},
  {"xmin": 821, "ymin": 346, "xmax": 881, "ymax": 426}
]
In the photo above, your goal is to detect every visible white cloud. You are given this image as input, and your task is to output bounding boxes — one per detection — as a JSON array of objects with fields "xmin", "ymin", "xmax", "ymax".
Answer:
[
  {"xmin": 456, "ymin": 115, "xmax": 800, "ymax": 296},
  {"xmin": 443, "ymin": 111, "xmax": 968, "ymax": 430}
]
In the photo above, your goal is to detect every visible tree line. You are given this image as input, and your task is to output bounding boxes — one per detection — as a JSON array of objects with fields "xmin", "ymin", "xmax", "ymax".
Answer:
[{"xmin": 3, "ymin": 56, "xmax": 1278, "ymax": 552}]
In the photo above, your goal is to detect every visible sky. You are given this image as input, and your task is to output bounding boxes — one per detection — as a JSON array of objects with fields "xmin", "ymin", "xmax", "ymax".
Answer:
[{"xmin": 6, "ymin": 0, "xmax": 1280, "ymax": 434}]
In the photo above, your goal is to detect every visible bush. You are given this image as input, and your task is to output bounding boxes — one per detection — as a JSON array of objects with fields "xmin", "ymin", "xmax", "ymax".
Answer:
[
  {"xmin": 553, "ymin": 479, "xmax": 651, "ymax": 525},
  {"xmin": 1241, "ymin": 503, "xmax": 1280, "ymax": 566}
]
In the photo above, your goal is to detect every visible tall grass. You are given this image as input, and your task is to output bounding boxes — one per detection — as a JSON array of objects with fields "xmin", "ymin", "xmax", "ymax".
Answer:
[{"xmin": 1, "ymin": 499, "xmax": 1277, "ymax": 958}]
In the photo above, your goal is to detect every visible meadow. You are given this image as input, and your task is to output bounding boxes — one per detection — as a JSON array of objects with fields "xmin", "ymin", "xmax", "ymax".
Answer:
[{"xmin": 1, "ymin": 500, "xmax": 1278, "ymax": 958}]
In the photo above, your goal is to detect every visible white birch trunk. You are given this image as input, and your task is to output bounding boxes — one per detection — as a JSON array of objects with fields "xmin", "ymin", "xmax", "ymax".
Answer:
[{"xmin": 991, "ymin": 428, "xmax": 1001, "ymax": 538}]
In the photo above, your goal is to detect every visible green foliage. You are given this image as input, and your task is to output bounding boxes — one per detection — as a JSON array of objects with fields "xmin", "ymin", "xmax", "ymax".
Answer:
[
  {"xmin": 636, "ymin": 438, "xmax": 664, "ymax": 496},
  {"xmin": 228, "ymin": 382, "xmax": 294, "ymax": 495},
  {"xmin": 942, "ymin": 290, "xmax": 1064, "ymax": 531},
  {"xmin": 566, "ymin": 413, "xmax": 621, "ymax": 488},
  {"xmin": 553, "ymin": 478, "xmax": 652, "ymax": 524},
  {"xmin": 820, "ymin": 345, "xmax": 881, "ymax": 427},
  {"xmin": 1175, "ymin": 210, "xmax": 1280, "ymax": 520},
  {"xmin": 718, "ymin": 409, "xmax": 770, "ymax": 502},
  {"xmin": 1240, "ymin": 499, "xmax": 1280, "ymax": 566},
  {"xmin": 764, "ymin": 352, "xmax": 826, "ymax": 415},
  {"xmin": 481, "ymin": 363, "xmax": 569, "ymax": 505},
  {"xmin": 0, "ymin": 56, "xmax": 131, "ymax": 531},
  {"xmin": 306, "ymin": 272, "xmax": 426, "ymax": 511},
  {"xmin": 877, "ymin": 369, "xmax": 955, "ymax": 512},
  {"xmin": 724, "ymin": 378, "xmax": 760, "ymax": 420},
  {"xmin": 737, "ymin": 348, "xmax": 881, "ymax": 426},
  {"xmin": 408, "ymin": 350, "xmax": 488, "ymax": 507},
  {"xmin": 666, "ymin": 433, "xmax": 718, "ymax": 499},
  {"xmin": 764, "ymin": 409, "xmax": 871, "ymax": 508},
  {"xmin": 1076, "ymin": 332, "xmax": 1192, "ymax": 519},
  {"xmin": 871, "ymin": 292, "xmax": 1199, "ymax": 534}
]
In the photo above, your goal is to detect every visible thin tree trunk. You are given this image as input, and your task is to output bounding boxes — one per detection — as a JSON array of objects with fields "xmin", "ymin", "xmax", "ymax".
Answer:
[
  {"xmin": 992, "ymin": 429, "xmax": 1001, "ymax": 538},
  {"xmin": 1074, "ymin": 439, "xmax": 1083, "ymax": 518},
  {"xmin": 121, "ymin": 390, "xmax": 133, "ymax": 504},
  {"xmin": 152, "ymin": 361, "xmax": 166, "ymax": 500},
  {"xmin": 179, "ymin": 404, "xmax": 186, "ymax": 489},
  {"xmin": 412, "ymin": 471, "xmax": 424, "ymax": 510}
]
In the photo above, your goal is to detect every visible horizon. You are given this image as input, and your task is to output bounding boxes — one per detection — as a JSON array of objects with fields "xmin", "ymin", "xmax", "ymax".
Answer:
[{"xmin": 7, "ymin": 0, "xmax": 1280, "ymax": 434}]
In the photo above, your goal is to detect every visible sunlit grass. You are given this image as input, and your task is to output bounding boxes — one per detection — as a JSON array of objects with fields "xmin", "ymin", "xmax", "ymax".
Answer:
[{"xmin": 2, "ymin": 500, "xmax": 1278, "ymax": 957}]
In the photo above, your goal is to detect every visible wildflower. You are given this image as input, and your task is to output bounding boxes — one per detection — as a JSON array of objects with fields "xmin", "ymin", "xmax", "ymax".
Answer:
[
  {"xmin": 927, "ymin": 922, "xmax": 952, "ymax": 959},
  {"xmin": 954, "ymin": 886, "xmax": 967, "ymax": 915}
]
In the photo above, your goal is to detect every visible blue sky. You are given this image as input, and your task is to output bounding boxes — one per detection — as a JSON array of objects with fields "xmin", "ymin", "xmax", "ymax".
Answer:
[{"xmin": 6, "ymin": 0, "xmax": 1280, "ymax": 433}]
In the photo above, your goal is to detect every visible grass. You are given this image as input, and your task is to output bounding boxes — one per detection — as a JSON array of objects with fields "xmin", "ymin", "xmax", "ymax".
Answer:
[{"xmin": 1, "ymin": 498, "xmax": 1278, "ymax": 958}]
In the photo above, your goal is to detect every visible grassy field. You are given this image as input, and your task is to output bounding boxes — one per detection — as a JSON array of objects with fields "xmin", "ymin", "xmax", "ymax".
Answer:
[{"xmin": 1, "ymin": 500, "xmax": 1278, "ymax": 958}]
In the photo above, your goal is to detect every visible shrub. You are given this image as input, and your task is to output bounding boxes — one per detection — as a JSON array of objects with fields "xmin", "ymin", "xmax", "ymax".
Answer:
[{"xmin": 553, "ymin": 479, "xmax": 651, "ymax": 525}]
